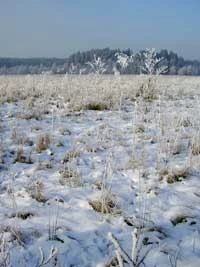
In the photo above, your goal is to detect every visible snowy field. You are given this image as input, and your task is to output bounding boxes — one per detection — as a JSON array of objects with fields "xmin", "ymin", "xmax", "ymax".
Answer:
[{"xmin": 0, "ymin": 74, "xmax": 200, "ymax": 266}]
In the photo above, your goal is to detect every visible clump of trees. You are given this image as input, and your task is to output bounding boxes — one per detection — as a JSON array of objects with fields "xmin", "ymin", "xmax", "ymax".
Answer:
[{"xmin": 0, "ymin": 48, "xmax": 200, "ymax": 75}]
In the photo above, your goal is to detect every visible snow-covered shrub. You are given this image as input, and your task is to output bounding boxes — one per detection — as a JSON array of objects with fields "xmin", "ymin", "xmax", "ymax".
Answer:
[
  {"xmin": 86, "ymin": 55, "xmax": 107, "ymax": 75},
  {"xmin": 142, "ymin": 48, "xmax": 168, "ymax": 75},
  {"xmin": 136, "ymin": 48, "xmax": 168, "ymax": 101},
  {"xmin": 115, "ymin": 52, "xmax": 134, "ymax": 72}
]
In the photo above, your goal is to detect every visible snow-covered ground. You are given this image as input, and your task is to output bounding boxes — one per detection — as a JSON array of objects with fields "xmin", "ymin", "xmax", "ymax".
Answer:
[{"xmin": 0, "ymin": 75, "xmax": 200, "ymax": 266}]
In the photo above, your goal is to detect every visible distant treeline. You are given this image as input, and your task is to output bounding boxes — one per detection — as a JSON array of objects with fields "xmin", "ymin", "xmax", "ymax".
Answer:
[{"xmin": 0, "ymin": 48, "xmax": 200, "ymax": 75}]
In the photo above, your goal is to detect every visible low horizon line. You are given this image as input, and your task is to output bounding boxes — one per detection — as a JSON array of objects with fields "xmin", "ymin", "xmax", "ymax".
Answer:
[{"xmin": 0, "ymin": 47, "xmax": 199, "ymax": 62}]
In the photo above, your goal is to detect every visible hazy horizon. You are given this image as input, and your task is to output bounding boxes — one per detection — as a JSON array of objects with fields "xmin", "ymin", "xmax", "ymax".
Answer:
[{"xmin": 0, "ymin": 0, "xmax": 199, "ymax": 60}]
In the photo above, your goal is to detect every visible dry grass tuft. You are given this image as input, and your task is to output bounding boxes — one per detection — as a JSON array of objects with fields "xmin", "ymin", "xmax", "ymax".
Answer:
[
  {"xmin": 89, "ymin": 193, "xmax": 117, "ymax": 214},
  {"xmin": 8, "ymin": 211, "xmax": 34, "ymax": 220},
  {"xmin": 36, "ymin": 134, "xmax": 51, "ymax": 153},
  {"xmin": 136, "ymin": 77, "xmax": 158, "ymax": 101},
  {"xmin": 191, "ymin": 131, "xmax": 200, "ymax": 155},
  {"xmin": 59, "ymin": 168, "xmax": 82, "ymax": 187},
  {"xmin": 159, "ymin": 167, "xmax": 189, "ymax": 184},
  {"xmin": 84, "ymin": 102, "xmax": 110, "ymax": 111},
  {"xmin": 170, "ymin": 214, "xmax": 189, "ymax": 226},
  {"xmin": 27, "ymin": 180, "xmax": 48, "ymax": 203},
  {"xmin": 172, "ymin": 143, "xmax": 184, "ymax": 155},
  {"xmin": 61, "ymin": 149, "xmax": 81, "ymax": 163},
  {"xmin": 19, "ymin": 110, "xmax": 42, "ymax": 121},
  {"xmin": 14, "ymin": 147, "xmax": 33, "ymax": 164}
]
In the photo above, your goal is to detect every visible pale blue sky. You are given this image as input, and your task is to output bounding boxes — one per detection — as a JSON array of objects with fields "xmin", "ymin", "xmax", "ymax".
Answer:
[{"xmin": 0, "ymin": 0, "xmax": 199, "ymax": 59}]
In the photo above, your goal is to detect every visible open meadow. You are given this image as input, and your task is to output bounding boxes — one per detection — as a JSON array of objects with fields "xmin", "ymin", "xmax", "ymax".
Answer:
[{"xmin": 0, "ymin": 74, "xmax": 200, "ymax": 266}]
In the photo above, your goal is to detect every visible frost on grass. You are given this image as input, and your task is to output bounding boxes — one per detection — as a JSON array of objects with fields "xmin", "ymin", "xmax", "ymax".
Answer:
[{"xmin": 0, "ymin": 75, "xmax": 199, "ymax": 266}]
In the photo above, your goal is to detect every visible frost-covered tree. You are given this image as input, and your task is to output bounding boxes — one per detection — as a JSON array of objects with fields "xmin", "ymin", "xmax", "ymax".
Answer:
[
  {"xmin": 136, "ymin": 49, "xmax": 168, "ymax": 101},
  {"xmin": 115, "ymin": 52, "xmax": 130, "ymax": 70},
  {"xmin": 68, "ymin": 63, "xmax": 78, "ymax": 74},
  {"xmin": 115, "ymin": 52, "xmax": 134, "ymax": 73},
  {"xmin": 142, "ymin": 48, "xmax": 168, "ymax": 75},
  {"xmin": 86, "ymin": 54, "xmax": 106, "ymax": 74}
]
